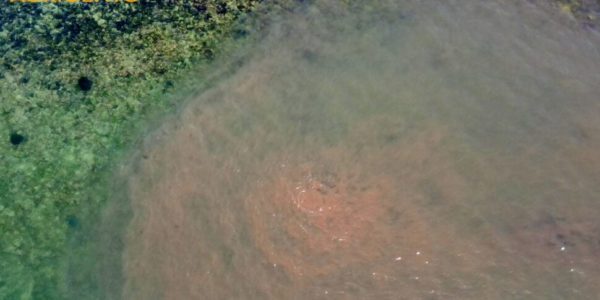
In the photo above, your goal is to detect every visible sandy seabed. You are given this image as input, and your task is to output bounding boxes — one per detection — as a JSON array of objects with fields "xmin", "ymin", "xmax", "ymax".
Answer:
[{"xmin": 111, "ymin": 1, "xmax": 600, "ymax": 299}]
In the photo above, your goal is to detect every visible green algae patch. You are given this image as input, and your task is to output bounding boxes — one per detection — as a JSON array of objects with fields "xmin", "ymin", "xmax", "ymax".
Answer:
[{"xmin": 0, "ymin": 1, "xmax": 301, "ymax": 298}]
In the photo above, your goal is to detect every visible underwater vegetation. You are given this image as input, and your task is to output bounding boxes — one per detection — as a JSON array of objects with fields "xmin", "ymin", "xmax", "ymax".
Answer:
[
  {"xmin": 553, "ymin": 0, "xmax": 600, "ymax": 28},
  {"xmin": 0, "ymin": 0, "xmax": 599, "ymax": 299},
  {"xmin": 0, "ymin": 1, "xmax": 293, "ymax": 298}
]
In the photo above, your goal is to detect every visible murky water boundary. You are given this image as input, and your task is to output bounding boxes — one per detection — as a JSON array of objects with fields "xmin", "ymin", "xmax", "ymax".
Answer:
[{"xmin": 86, "ymin": 1, "xmax": 600, "ymax": 299}]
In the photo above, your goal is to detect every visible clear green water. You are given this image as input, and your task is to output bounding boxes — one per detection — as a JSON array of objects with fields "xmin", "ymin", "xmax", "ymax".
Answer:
[{"xmin": 84, "ymin": 1, "xmax": 600, "ymax": 299}]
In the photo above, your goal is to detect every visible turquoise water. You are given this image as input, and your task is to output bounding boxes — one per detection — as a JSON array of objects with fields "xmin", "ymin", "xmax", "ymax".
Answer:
[{"xmin": 88, "ymin": 1, "xmax": 600, "ymax": 299}]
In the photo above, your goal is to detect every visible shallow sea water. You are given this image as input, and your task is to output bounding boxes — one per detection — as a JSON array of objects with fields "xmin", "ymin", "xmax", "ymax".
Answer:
[{"xmin": 102, "ymin": 1, "xmax": 600, "ymax": 299}]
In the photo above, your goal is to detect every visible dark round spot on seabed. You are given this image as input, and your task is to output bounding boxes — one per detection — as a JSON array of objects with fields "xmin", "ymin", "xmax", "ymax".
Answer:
[
  {"xmin": 216, "ymin": 3, "xmax": 228, "ymax": 14},
  {"xmin": 9, "ymin": 132, "xmax": 26, "ymax": 146},
  {"xmin": 203, "ymin": 49, "xmax": 215, "ymax": 60},
  {"xmin": 67, "ymin": 215, "xmax": 80, "ymax": 229},
  {"xmin": 77, "ymin": 76, "xmax": 93, "ymax": 91}
]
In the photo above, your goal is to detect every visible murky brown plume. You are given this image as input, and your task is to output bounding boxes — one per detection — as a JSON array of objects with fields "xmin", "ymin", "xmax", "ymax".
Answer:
[{"xmin": 115, "ymin": 1, "xmax": 600, "ymax": 299}]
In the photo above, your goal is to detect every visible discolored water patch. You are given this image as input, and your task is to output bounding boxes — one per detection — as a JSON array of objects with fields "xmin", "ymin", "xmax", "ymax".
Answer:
[
  {"xmin": 110, "ymin": 0, "xmax": 600, "ymax": 299},
  {"xmin": 244, "ymin": 144, "xmax": 432, "ymax": 279}
]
